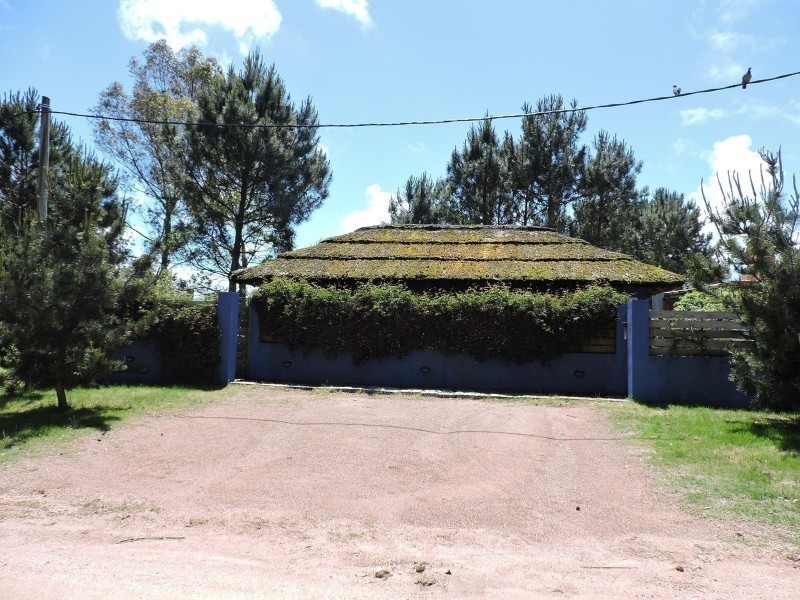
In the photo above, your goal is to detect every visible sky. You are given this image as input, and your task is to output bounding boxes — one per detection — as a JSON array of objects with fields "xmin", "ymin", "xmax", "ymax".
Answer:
[{"xmin": 2, "ymin": 0, "xmax": 799, "ymax": 255}]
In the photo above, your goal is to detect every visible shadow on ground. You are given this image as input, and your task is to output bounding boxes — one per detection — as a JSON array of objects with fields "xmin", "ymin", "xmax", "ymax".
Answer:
[
  {"xmin": 737, "ymin": 418, "xmax": 800, "ymax": 454},
  {"xmin": 0, "ymin": 403, "xmax": 120, "ymax": 451}
]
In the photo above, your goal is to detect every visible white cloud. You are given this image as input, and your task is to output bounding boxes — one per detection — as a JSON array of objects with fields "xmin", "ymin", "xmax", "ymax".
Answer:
[
  {"xmin": 680, "ymin": 107, "xmax": 728, "ymax": 126},
  {"xmin": 718, "ymin": 0, "xmax": 763, "ymax": 25},
  {"xmin": 118, "ymin": 0, "xmax": 282, "ymax": 51},
  {"xmin": 407, "ymin": 142, "xmax": 426, "ymax": 155},
  {"xmin": 671, "ymin": 138, "xmax": 693, "ymax": 157},
  {"xmin": 706, "ymin": 61, "xmax": 746, "ymax": 83},
  {"xmin": 708, "ymin": 30, "xmax": 738, "ymax": 53},
  {"xmin": 339, "ymin": 184, "xmax": 392, "ymax": 232},
  {"xmin": 688, "ymin": 135, "xmax": 764, "ymax": 232},
  {"xmin": 316, "ymin": 0, "xmax": 372, "ymax": 27},
  {"xmin": 739, "ymin": 101, "xmax": 800, "ymax": 126}
]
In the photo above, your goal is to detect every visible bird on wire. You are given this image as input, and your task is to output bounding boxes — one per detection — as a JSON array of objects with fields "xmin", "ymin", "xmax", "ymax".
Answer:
[
  {"xmin": 673, "ymin": 85, "xmax": 681, "ymax": 96},
  {"xmin": 742, "ymin": 68, "xmax": 752, "ymax": 89}
]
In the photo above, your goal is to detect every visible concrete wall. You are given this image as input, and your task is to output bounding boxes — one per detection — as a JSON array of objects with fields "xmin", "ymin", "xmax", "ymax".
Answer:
[
  {"xmin": 246, "ymin": 299, "xmax": 752, "ymax": 407},
  {"xmin": 625, "ymin": 299, "xmax": 750, "ymax": 408},
  {"xmin": 103, "ymin": 292, "xmax": 239, "ymax": 385},
  {"xmin": 247, "ymin": 304, "xmax": 628, "ymax": 396}
]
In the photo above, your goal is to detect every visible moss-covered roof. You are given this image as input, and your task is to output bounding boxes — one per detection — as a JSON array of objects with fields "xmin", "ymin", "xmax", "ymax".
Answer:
[{"xmin": 235, "ymin": 225, "xmax": 685, "ymax": 292}]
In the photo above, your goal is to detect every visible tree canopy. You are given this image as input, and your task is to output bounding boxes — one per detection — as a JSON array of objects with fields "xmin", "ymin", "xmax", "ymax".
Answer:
[
  {"xmin": 389, "ymin": 94, "xmax": 712, "ymax": 276},
  {"xmin": 0, "ymin": 90, "xmax": 138, "ymax": 409},
  {"xmin": 702, "ymin": 149, "xmax": 800, "ymax": 411},
  {"xmin": 92, "ymin": 41, "xmax": 221, "ymax": 274},
  {"xmin": 183, "ymin": 51, "xmax": 331, "ymax": 291}
]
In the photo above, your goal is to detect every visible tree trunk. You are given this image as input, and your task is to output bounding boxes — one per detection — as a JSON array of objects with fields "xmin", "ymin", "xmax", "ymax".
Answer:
[
  {"xmin": 159, "ymin": 206, "xmax": 172, "ymax": 274},
  {"xmin": 228, "ymin": 186, "xmax": 247, "ymax": 293},
  {"xmin": 55, "ymin": 378, "xmax": 69, "ymax": 411}
]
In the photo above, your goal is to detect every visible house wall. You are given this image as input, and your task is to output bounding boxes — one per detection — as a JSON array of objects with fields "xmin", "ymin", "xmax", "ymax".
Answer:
[
  {"xmin": 247, "ymin": 304, "xmax": 629, "ymax": 396},
  {"xmin": 103, "ymin": 293, "xmax": 239, "ymax": 385},
  {"xmin": 626, "ymin": 299, "xmax": 750, "ymax": 408},
  {"xmin": 246, "ymin": 299, "xmax": 751, "ymax": 407}
]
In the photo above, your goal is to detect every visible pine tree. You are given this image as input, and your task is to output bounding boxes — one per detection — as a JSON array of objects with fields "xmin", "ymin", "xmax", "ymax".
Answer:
[
  {"xmin": 444, "ymin": 118, "xmax": 512, "ymax": 225},
  {"xmin": 571, "ymin": 131, "xmax": 642, "ymax": 253},
  {"xmin": 0, "ymin": 158, "xmax": 129, "ymax": 409},
  {"xmin": 635, "ymin": 188, "xmax": 713, "ymax": 275},
  {"xmin": 388, "ymin": 173, "xmax": 450, "ymax": 224},
  {"xmin": 0, "ymin": 90, "xmax": 140, "ymax": 409},
  {"xmin": 703, "ymin": 149, "xmax": 800, "ymax": 411},
  {"xmin": 183, "ymin": 51, "xmax": 331, "ymax": 291},
  {"xmin": 504, "ymin": 96, "xmax": 587, "ymax": 229}
]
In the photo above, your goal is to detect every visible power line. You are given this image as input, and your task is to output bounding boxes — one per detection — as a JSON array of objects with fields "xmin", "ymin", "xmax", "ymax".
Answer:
[{"xmin": 23, "ymin": 69, "xmax": 800, "ymax": 130}]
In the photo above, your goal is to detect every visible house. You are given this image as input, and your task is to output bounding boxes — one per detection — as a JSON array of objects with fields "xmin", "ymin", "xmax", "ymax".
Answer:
[
  {"xmin": 234, "ymin": 224, "xmax": 685, "ymax": 297},
  {"xmin": 227, "ymin": 225, "xmax": 692, "ymax": 396}
]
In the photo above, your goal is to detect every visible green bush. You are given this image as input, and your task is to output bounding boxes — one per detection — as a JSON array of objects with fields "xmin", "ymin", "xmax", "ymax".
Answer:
[
  {"xmin": 0, "ymin": 364, "xmax": 23, "ymax": 397},
  {"xmin": 673, "ymin": 288, "xmax": 739, "ymax": 312},
  {"xmin": 150, "ymin": 302, "xmax": 221, "ymax": 383},
  {"xmin": 252, "ymin": 278, "xmax": 628, "ymax": 363}
]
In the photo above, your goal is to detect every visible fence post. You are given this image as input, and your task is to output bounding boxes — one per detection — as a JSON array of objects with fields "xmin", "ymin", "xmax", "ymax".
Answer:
[
  {"xmin": 626, "ymin": 298, "xmax": 650, "ymax": 400},
  {"xmin": 217, "ymin": 292, "xmax": 240, "ymax": 383}
]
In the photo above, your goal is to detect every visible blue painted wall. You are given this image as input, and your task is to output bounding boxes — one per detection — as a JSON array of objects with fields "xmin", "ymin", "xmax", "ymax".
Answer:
[
  {"xmin": 217, "ymin": 292, "xmax": 239, "ymax": 383},
  {"xmin": 625, "ymin": 299, "xmax": 750, "ymax": 407},
  {"xmin": 247, "ymin": 299, "xmax": 752, "ymax": 407},
  {"xmin": 103, "ymin": 294, "xmax": 754, "ymax": 407},
  {"xmin": 103, "ymin": 293, "xmax": 239, "ymax": 385},
  {"xmin": 104, "ymin": 339, "xmax": 166, "ymax": 384},
  {"xmin": 247, "ymin": 303, "xmax": 628, "ymax": 396}
]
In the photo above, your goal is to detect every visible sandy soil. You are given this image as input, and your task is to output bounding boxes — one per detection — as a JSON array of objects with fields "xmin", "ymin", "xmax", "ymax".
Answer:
[{"xmin": 0, "ymin": 385, "xmax": 797, "ymax": 599}]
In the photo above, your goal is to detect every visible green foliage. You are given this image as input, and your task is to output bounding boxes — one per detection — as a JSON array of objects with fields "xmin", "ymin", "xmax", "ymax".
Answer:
[
  {"xmin": 570, "ymin": 131, "xmax": 642, "ymax": 253},
  {"xmin": 391, "ymin": 94, "xmax": 710, "ymax": 276},
  {"xmin": 0, "ymin": 158, "xmax": 129, "ymax": 410},
  {"xmin": 253, "ymin": 278, "xmax": 627, "ymax": 363},
  {"xmin": 673, "ymin": 288, "xmax": 737, "ymax": 312},
  {"xmin": 112, "ymin": 274, "xmax": 222, "ymax": 383},
  {"xmin": 505, "ymin": 96, "xmax": 588, "ymax": 229},
  {"xmin": 388, "ymin": 172, "xmax": 450, "ymax": 225},
  {"xmin": 184, "ymin": 50, "xmax": 331, "ymax": 291},
  {"xmin": 0, "ymin": 365, "xmax": 23, "ymax": 397},
  {"xmin": 93, "ymin": 41, "xmax": 221, "ymax": 274},
  {"xmin": 634, "ymin": 188, "xmax": 714, "ymax": 276},
  {"xmin": 0, "ymin": 89, "xmax": 148, "ymax": 409},
  {"xmin": 150, "ymin": 302, "xmax": 221, "ymax": 383},
  {"xmin": 703, "ymin": 149, "xmax": 800, "ymax": 411},
  {"xmin": 444, "ymin": 118, "xmax": 512, "ymax": 225},
  {"xmin": 1, "ymin": 89, "xmax": 76, "ymax": 234}
]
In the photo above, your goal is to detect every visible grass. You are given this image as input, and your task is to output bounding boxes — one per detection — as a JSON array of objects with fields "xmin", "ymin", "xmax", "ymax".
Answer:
[
  {"xmin": 0, "ymin": 384, "xmax": 227, "ymax": 463},
  {"xmin": 608, "ymin": 401, "xmax": 800, "ymax": 544}
]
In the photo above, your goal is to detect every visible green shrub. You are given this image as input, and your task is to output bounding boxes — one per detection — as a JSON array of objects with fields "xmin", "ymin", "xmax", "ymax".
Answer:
[
  {"xmin": 673, "ymin": 288, "xmax": 739, "ymax": 312},
  {"xmin": 151, "ymin": 302, "xmax": 221, "ymax": 383},
  {"xmin": 252, "ymin": 279, "xmax": 628, "ymax": 363}
]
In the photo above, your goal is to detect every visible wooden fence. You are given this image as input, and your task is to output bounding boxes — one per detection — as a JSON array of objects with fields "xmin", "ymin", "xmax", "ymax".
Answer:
[{"xmin": 649, "ymin": 310, "xmax": 753, "ymax": 357}]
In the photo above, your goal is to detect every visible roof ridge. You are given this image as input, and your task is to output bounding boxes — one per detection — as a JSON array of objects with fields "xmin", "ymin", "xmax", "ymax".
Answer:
[
  {"xmin": 353, "ymin": 224, "xmax": 557, "ymax": 232},
  {"xmin": 278, "ymin": 256, "xmax": 633, "ymax": 263}
]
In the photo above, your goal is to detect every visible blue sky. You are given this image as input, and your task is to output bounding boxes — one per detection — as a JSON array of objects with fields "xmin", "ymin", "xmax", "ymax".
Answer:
[{"xmin": 2, "ymin": 0, "xmax": 799, "ymax": 252}]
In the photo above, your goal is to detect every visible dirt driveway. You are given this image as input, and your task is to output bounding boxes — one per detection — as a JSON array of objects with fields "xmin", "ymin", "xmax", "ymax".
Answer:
[{"xmin": 0, "ymin": 385, "xmax": 797, "ymax": 598}]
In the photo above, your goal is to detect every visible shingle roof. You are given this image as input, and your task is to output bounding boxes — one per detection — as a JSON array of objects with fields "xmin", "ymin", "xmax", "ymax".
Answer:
[{"xmin": 235, "ymin": 224, "xmax": 685, "ymax": 292}]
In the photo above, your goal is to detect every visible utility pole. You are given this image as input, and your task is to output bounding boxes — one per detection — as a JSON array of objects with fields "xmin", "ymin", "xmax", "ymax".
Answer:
[{"xmin": 37, "ymin": 95, "xmax": 51, "ymax": 224}]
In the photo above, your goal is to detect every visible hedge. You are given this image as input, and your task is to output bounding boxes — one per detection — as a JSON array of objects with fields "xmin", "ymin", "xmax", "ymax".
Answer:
[
  {"xmin": 252, "ymin": 278, "xmax": 628, "ymax": 363},
  {"xmin": 151, "ymin": 302, "xmax": 221, "ymax": 383}
]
